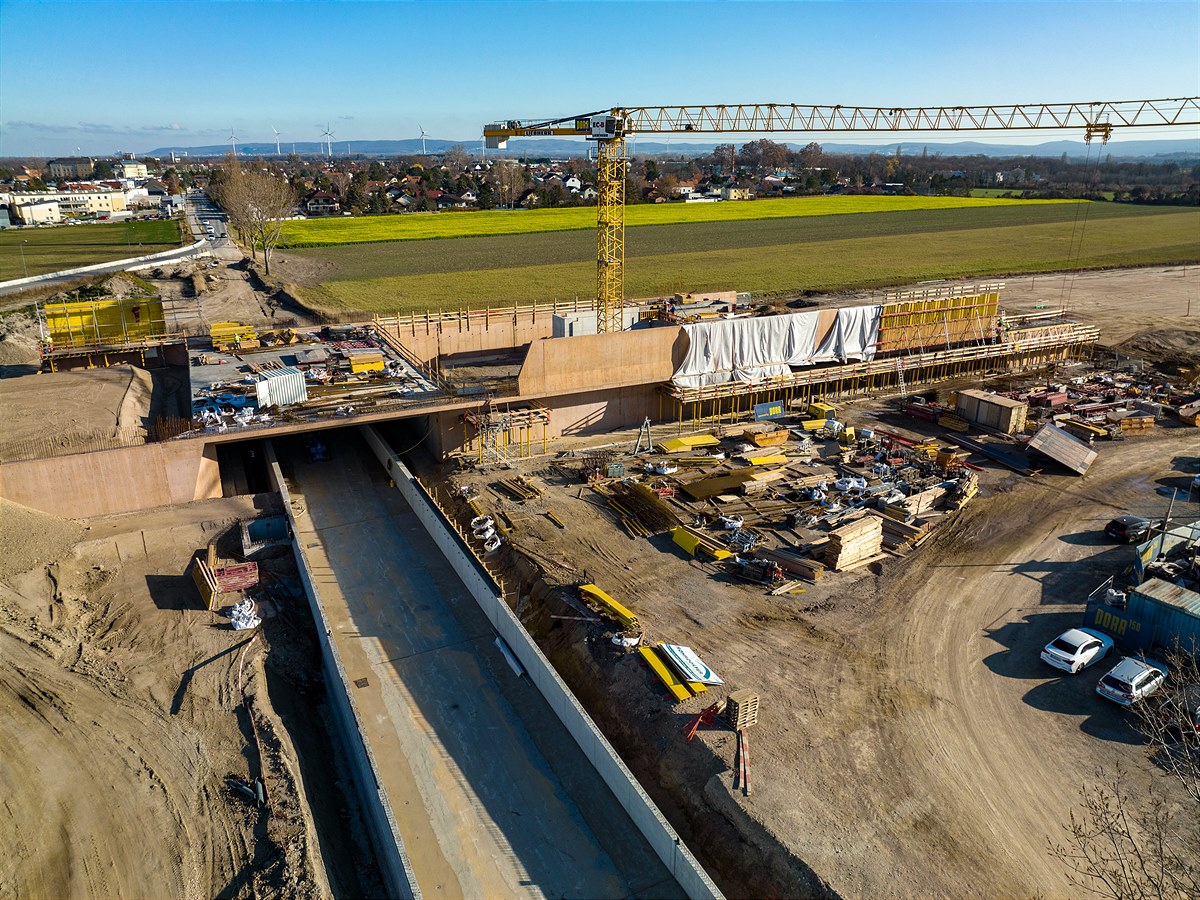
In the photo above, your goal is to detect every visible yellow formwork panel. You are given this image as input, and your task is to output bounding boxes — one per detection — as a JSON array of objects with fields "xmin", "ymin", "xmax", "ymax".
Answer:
[
  {"xmin": 746, "ymin": 454, "xmax": 787, "ymax": 466},
  {"xmin": 877, "ymin": 291, "xmax": 1000, "ymax": 353},
  {"xmin": 638, "ymin": 647, "xmax": 692, "ymax": 702},
  {"xmin": 349, "ymin": 358, "xmax": 385, "ymax": 374},
  {"xmin": 658, "ymin": 434, "xmax": 720, "ymax": 453},
  {"xmin": 43, "ymin": 296, "xmax": 167, "ymax": 349},
  {"xmin": 579, "ymin": 583, "xmax": 641, "ymax": 631}
]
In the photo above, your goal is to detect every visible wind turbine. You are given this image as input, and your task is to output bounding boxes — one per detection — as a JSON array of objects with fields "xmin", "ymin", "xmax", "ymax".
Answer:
[
  {"xmin": 228, "ymin": 127, "xmax": 238, "ymax": 157},
  {"xmin": 272, "ymin": 127, "xmax": 281, "ymax": 156},
  {"xmin": 418, "ymin": 123, "xmax": 428, "ymax": 155},
  {"xmin": 320, "ymin": 123, "xmax": 334, "ymax": 158}
]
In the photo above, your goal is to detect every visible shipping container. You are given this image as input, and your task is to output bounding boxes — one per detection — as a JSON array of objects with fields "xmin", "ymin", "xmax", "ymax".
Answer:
[
  {"xmin": 956, "ymin": 389, "xmax": 1028, "ymax": 434},
  {"xmin": 254, "ymin": 366, "xmax": 308, "ymax": 408},
  {"xmin": 1085, "ymin": 578, "xmax": 1200, "ymax": 655}
]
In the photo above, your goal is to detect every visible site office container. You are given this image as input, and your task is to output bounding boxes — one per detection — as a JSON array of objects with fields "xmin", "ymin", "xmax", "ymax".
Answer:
[
  {"xmin": 1085, "ymin": 577, "xmax": 1200, "ymax": 656},
  {"xmin": 955, "ymin": 389, "xmax": 1029, "ymax": 435}
]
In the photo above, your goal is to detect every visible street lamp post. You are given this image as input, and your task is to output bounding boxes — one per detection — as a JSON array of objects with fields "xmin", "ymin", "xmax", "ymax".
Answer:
[{"xmin": 20, "ymin": 239, "xmax": 28, "ymax": 277}]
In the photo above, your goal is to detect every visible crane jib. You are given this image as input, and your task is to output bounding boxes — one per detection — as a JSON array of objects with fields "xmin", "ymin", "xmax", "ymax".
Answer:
[{"xmin": 480, "ymin": 95, "xmax": 1199, "ymax": 335}]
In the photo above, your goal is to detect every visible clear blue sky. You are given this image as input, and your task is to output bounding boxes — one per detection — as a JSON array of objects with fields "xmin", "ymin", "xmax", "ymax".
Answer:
[{"xmin": 2, "ymin": 0, "xmax": 1197, "ymax": 156}]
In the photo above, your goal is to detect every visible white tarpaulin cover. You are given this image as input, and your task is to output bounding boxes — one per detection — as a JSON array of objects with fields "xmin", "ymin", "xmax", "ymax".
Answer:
[{"xmin": 672, "ymin": 305, "xmax": 882, "ymax": 388}]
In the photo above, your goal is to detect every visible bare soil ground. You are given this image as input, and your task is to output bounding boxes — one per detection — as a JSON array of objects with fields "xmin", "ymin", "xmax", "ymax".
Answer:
[
  {"xmin": 423, "ymin": 266, "xmax": 1200, "ymax": 897},
  {"xmin": 442, "ymin": 425, "xmax": 1197, "ymax": 899},
  {"xmin": 0, "ymin": 495, "xmax": 380, "ymax": 899}
]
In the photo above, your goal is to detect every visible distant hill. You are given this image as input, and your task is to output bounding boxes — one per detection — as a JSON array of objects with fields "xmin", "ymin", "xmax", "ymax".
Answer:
[{"xmin": 146, "ymin": 136, "xmax": 1200, "ymax": 161}]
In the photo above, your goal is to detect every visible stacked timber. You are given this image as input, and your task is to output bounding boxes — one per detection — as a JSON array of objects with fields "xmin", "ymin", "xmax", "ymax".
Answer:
[
  {"xmin": 825, "ymin": 516, "xmax": 883, "ymax": 570},
  {"xmin": 1114, "ymin": 414, "xmax": 1154, "ymax": 435},
  {"xmin": 871, "ymin": 512, "xmax": 929, "ymax": 550},
  {"xmin": 756, "ymin": 546, "xmax": 826, "ymax": 582}
]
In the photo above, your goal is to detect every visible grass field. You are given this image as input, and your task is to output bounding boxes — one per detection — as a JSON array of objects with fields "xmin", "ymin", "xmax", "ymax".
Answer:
[
  {"xmin": 0, "ymin": 220, "xmax": 183, "ymax": 281},
  {"xmin": 278, "ymin": 202, "xmax": 1200, "ymax": 316},
  {"xmin": 277, "ymin": 195, "xmax": 1078, "ymax": 248}
]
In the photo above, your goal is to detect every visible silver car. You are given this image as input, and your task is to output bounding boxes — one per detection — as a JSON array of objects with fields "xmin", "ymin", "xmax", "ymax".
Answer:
[{"xmin": 1096, "ymin": 656, "xmax": 1168, "ymax": 706}]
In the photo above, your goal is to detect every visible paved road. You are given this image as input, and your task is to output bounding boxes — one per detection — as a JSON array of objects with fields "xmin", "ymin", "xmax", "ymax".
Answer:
[
  {"xmin": 186, "ymin": 191, "xmax": 242, "ymax": 263},
  {"xmin": 285, "ymin": 434, "xmax": 682, "ymax": 900}
]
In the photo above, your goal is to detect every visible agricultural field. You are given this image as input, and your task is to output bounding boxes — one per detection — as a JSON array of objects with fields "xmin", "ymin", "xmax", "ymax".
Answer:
[
  {"xmin": 277, "ymin": 195, "xmax": 1076, "ymax": 247},
  {"xmin": 0, "ymin": 220, "xmax": 182, "ymax": 280},
  {"xmin": 273, "ymin": 201, "xmax": 1200, "ymax": 316}
]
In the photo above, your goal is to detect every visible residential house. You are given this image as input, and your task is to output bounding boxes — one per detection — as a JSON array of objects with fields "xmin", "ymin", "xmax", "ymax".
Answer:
[
  {"xmin": 517, "ymin": 188, "xmax": 540, "ymax": 209},
  {"xmin": 721, "ymin": 185, "xmax": 753, "ymax": 201},
  {"xmin": 580, "ymin": 185, "xmax": 598, "ymax": 201},
  {"xmin": 15, "ymin": 199, "xmax": 63, "ymax": 224},
  {"xmin": 563, "ymin": 175, "xmax": 582, "ymax": 193},
  {"xmin": 119, "ymin": 161, "xmax": 149, "ymax": 178},
  {"xmin": 11, "ymin": 188, "xmax": 126, "ymax": 217},
  {"xmin": 303, "ymin": 190, "xmax": 341, "ymax": 216}
]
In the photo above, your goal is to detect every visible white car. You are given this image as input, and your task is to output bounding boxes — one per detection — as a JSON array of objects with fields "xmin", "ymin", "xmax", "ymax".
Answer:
[
  {"xmin": 1040, "ymin": 627, "xmax": 1114, "ymax": 673},
  {"xmin": 1096, "ymin": 656, "xmax": 1168, "ymax": 706}
]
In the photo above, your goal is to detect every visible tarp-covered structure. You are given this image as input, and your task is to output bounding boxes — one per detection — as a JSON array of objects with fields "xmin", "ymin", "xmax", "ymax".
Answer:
[{"xmin": 672, "ymin": 305, "xmax": 882, "ymax": 388}]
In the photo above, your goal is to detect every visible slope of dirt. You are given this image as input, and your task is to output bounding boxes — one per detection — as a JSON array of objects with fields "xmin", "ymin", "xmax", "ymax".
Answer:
[
  {"xmin": 0, "ymin": 498, "xmax": 85, "ymax": 584},
  {"xmin": 0, "ymin": 496, "xmax": 331, "ymax": 899},
  {"xmin": 1118, "ymin": 327, "xmax": 1200, "ymax": 374}
]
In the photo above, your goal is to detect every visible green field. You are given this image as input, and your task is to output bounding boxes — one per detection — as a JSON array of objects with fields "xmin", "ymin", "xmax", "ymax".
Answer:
[
  {"xmin": 0, "ymin": 220, "xmax": 183, "ymax": 281},
  {"xmin": 279, "ymin": 202, "xmax": 1200, "ymax": 316},
  {"xmin": 278, "ymin": 195, "xmax": 1078, "ymax": 248}
]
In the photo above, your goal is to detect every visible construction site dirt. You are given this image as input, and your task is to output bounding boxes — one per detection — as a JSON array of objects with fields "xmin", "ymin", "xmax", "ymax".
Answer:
[
  {"xmin": 1, "ymin": 263, "xmax": 1197, "ymax": 898},
  {"xmin": 0, "ymin": 495, "xmax": 381, "ymax": 899},
  {"xmin": 433, "ymin": 422, "xmax": 1198, "ymax": 898}
]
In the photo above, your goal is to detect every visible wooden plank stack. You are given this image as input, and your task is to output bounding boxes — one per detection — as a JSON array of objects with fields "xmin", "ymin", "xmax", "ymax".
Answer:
[
  {"xmin": 825, "ymin": 516, "xmax": 883, "ymax": 570},
  {"xmin": 756, "ymin": 546, "xmax": 826, "ymax": 582}
]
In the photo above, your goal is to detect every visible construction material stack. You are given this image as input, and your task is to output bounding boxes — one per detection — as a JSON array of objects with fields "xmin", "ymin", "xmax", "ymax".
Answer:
[
  {"xmin": 825, "ymin": 516, "xmax": 883, "ymax": 570},
  {"xmin": 725, "ymin": 689, "xmax": 760, "ymax": 730}
]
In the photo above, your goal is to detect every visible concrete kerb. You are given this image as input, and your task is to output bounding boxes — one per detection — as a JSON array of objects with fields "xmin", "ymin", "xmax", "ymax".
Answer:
[
  {"xmin": 358, "ymin": 424, "xmax": 723, "ymax": 900},
  {"xmin": 264, "ymin": 441, "xmax": 421, "ymax": 900}
]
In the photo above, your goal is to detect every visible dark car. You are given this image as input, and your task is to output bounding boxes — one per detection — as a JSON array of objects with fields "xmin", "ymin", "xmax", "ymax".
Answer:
[{"xmin": 1104, "ymin": 515, "xmax": 1151, "ymax": 543}]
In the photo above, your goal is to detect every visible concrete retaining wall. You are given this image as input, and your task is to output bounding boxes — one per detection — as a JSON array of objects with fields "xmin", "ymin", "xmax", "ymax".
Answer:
[
  {"xmin": 359, "ymin": 424, "xmax": 722, "ymax": 900},
  {"xmin": 0, "ymin": 439, "xmax": 221, "ymax": 518},
  {"xmin": 264, "ymin": 442, "xmax": 420, "ymax": 900},
  {"xmin": 0, "ymin": 238, "xmax": 210, "ymax": 295}
]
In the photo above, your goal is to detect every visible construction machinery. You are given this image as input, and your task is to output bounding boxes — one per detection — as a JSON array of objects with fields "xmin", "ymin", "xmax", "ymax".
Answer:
[{"xmin": 483, "ymin": 97, "xmax": 1200, "ymax": 335}]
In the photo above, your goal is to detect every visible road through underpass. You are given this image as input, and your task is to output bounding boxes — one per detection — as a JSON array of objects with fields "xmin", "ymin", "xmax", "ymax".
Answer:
[{"xmin": 284, "ymin": 433, "xmax": 681, "ymax": 899}]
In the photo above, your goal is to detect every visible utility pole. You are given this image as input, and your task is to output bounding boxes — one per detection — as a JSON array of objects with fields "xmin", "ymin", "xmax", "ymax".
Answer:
[{"xmin": 20, "ymin": 239, "xmax": 29, "ymax": 277}]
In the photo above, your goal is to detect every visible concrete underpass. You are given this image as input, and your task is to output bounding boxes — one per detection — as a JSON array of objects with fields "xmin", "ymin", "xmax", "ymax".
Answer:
[{"xmin": 279, "ymin": 430, "xmax": 683, "ymax": 899}]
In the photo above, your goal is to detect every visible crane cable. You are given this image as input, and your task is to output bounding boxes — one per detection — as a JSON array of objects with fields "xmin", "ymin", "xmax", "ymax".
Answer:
[{"xmin": 1058, "ymin": 125, "xmax": 1108, "ymax": 320}]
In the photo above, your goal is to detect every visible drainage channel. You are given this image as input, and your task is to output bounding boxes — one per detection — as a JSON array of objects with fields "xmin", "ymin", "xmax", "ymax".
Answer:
[{"xmin": 271, "ymin": 430, "xmax": 698, "ymax": 899}]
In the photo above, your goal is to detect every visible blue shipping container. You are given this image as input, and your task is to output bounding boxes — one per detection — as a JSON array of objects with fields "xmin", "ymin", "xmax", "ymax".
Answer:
[{"xmin": 1085, "ymin": 577, "xmax": 1200, "ymax": 655}]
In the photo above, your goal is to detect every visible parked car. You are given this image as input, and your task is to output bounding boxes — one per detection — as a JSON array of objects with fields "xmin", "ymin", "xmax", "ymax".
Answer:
[
  {"xmin": 1096, "ymin": 656, "xmax": 1168, "ymax": 706},
  {"xmin": 1104, "ymin": 515, "xmax": 1152, "ymax": 543},
  {"xmin": 1040, "ymin": 627, "xmax": 1114, "ymax": 673}
]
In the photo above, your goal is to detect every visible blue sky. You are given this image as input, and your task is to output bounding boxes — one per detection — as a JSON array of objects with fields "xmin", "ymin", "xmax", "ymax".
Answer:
[{"xmin": 1, "ymin": 0, "xmax": 1197, "ymax": 156}]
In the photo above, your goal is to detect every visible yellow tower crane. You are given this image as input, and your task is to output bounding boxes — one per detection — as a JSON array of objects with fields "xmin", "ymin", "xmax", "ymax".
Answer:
[{"xmin": 484, "ymin": 97, "xmax": 1199, "ymax": 333}]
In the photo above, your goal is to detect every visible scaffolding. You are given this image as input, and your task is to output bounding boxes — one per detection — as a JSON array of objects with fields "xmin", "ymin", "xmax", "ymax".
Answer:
[
  {"xmin": 661, "ymin": 315, "xmax": 1098, "ymax": 432},
  {"xmin": 463, "ymin": 401, "xmax": 552, "ymax": 465}
]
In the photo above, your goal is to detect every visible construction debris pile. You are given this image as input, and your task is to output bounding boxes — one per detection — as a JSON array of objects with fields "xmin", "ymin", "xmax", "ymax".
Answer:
[{"xmin": 190, "ymin": 323, "xmax": 441, "ymax": 431}]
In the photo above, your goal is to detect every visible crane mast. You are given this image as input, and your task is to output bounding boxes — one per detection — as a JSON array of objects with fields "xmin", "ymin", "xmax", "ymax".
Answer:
[{"xmin": 483, "ymin": 97, "xmax": 1200, "ymax": 333}]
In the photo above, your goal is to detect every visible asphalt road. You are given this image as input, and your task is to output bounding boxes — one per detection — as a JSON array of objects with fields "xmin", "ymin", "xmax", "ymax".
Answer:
[{"xmin": 283, "ymin": 433, "xmax": 682, "ymax": 900}]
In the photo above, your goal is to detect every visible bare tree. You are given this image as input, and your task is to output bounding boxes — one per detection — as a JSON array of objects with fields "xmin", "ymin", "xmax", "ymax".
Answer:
[
  {"xmin": 492, "ymin": 161, "xmax": 527, "ymax": 209},
  {"xmin": 210, "ymin": 158, "xmax": 296, "ymax": 274},
  {"xmin": 243, "ymin": 169, "xmax": 296, "ymax": 276},
  {"xmin": 1052, "ymin": 649, "xmax": 1200, "ymax": 899}
]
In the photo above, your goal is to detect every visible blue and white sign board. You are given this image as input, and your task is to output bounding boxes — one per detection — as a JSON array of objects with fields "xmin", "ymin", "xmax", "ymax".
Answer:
[{"xmin": 753, "ymin": 400, "xmax": 785, "ymax": 421}]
